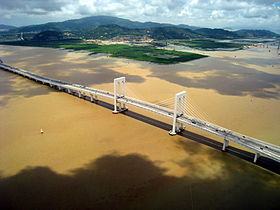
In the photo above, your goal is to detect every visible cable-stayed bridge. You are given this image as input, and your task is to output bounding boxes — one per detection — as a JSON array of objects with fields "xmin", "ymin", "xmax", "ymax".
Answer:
[{"xmin": 1, "ymin": 62, "xmax": 280, "ymax": 165}]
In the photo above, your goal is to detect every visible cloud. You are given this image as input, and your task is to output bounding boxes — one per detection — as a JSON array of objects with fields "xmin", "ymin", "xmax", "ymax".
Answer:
[
  {"xmin": 0, "ymin": 0, "xmax": 279, "ymax": 32},
  {"xmin": 0, "ymin": 0, "xmax": 72, "ymax": 12}
]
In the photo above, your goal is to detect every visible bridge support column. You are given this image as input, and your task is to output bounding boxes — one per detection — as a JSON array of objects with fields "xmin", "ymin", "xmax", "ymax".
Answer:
[
  {"xmin": 67, "ymin": 89, "xmax": 71, "ymax": 94},
  {"xmin": 78, "ymin": 92, "xmax": 81, "ymax": 98},
  {"xmin": 58, "ymin": 86, "xmax": 61, "ymax": 90},
  {"xmin": 90, "ymin": 93, "xmax": 98, "ymax": 103},
  {"xmin": 253, "ymin": 153, "xmax": 260, "ymax": 163},
  {"xmin": 112, "ymin": 77, "xmax": 127, "ymax": 114},
  {"xmin": 222, "ymin": 139, "xmax": 229, "ymax": 151},
  {"xmin": 169, "ymin": 91, "xmax": 186, "ymax": 136}
]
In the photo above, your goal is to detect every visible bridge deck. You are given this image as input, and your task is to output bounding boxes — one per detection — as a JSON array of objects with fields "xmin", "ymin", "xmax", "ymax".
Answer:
[{"xmin": 1, "ymin": 63, "xmax": 279, "ymax": 163}]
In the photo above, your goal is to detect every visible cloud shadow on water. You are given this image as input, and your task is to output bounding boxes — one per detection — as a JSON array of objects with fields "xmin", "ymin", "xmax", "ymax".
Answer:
[
  {"xmin": 0, "ymin": 70, "xmax": 53, "ymax": 106},
  {"xmin": 222, "ymin": 56, "xmax": 280, "ymax": 67},
  {"xmin": 148, "ymin": 57, "xmax": 280, "ymax": 99},
  {"xmin": 1, "ymin": 46, "xmax": 279, "ymax": 99},
  {"xmin": 3, "ymin": 48, "xmax": 145, "ymax": 86},
  {"xmin": 0, "ymin": 153, "xmax": 279, "ymax": 210},
  {"xmin": 37, "ymin": 63, "xmax": 145, "ymax": 87},
  {"xmin": 0, "ymin": 47, "xmax": 145, "ymax": 106}
]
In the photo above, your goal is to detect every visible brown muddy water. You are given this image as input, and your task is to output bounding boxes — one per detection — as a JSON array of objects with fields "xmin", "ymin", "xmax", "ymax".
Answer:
[{"xmin": 0, "ymin": 45, "xmax": 279, "ymax": 209}]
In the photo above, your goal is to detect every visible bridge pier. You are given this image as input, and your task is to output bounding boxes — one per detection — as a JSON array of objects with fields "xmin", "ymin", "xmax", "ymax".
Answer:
[
  {"xmin": 222, "ymin": 139, "xmax": 229, "ymax": 151},
  {"xmin": 90, "ymin": 93, "xmax": 98, "ymax": 103},
  {"xmin": 112, "ymin": 77, "xmax": 127, "ymax": 114},
  {"xmin": 67, "ymin": 89, "xmax": 71, "ymax": 94},
  {"xmin": 169, "ymin": 91, "xmax": 186, "ymax": 136},
  {"xmin": 78, "ymin": 92, "xmax": 81, "ymax": 98},
  {"xmin": 254, "ymin": 153, "xmax": 260, "ymax": 163}
]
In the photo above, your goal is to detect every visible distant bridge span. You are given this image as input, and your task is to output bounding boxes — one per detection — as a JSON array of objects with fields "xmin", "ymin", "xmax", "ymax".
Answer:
[{"xmin": 1, "ymin": 63, "xmax": 280, "ymax": 164}]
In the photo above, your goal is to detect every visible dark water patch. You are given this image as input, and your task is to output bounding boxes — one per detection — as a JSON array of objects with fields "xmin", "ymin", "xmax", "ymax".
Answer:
[
  {"xmin": 0, "ymin": 46, "xmax": 145, "ymax": 87},
  {"xmin": 148, "ymin": 57, "xmax": 280, "ymax": 99},
  {"xmin": 0, "ymin": 69, "xmax": 54, "ymax": 107},
  {"xmin": 0, "ymin": 72, "xmax": 15, "ymax": 96},
  {"xmin": 33, "ymin": 63, "xmax": 145, "ymax": 87},
  {"xmin": 222, "ymin": 56, "xmax": 280, "ymax": 67},
  {"xmin": 0, "ymin": 47, "xmax": 67, "ymax": 72},
  {"xmin": 0, "ymin": 46, "xmax": 145, "ymax": 106},
  {"xmin": 0, "ymin": 153, "xmax": 279, "ymax": 210}
]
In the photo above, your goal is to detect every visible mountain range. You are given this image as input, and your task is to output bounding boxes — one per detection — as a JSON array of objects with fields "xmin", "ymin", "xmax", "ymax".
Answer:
[
  {"xmin": 0, "ymin": 24, "xmax": 17, "ymax": 31},
  {"xmin": 3, "ymin": 16, "xmax": 280, "ymax": 40},
  {"xmin": 71, "ymin": 24, "xmax": 280, "ymax": 40},
  {"xmin": 72, "ymin": 24, "xmax": 203, "ymax": 40},
  {"xmin": 11, "ymin": 16, "xmax": 191, "ymax": 32}
]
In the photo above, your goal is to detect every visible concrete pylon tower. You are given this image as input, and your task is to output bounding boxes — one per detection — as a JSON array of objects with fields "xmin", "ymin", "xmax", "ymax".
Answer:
[
  {"xmin": 169, "ymin": 91, "xmax": 186, "ymax": 135},
  {"xmin": 20, "ymin": 32, "xmax": 24, "ymax": 40},
  {"xmin": 112, "ymin": 77, "xmax": 127, "ymax": 114}
]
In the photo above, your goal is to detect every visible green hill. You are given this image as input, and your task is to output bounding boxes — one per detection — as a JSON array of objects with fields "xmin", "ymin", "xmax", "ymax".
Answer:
[
  {"xmin": 3, "ymin": 16, "xmax": 280, "ymax": 40},
  {"xmin": 11, "ymin": 16, "xmax": 177, "ymax": 33},
  {"xmin": 7, "ymin": 16, "xmax": 198, "ymax": 35},
  {"xmin": 195, "ymin": 28, "xmax": 240, "ymax": 39},
  {"xmin": 148, "ymin": 27, "xmax": 201, "ymax": 40},
  {"xmin": 32, "ymin": 31, "xmax": 64, "ymax": 41},
  {"xmin": 74, "ymin": 25, "xmax": 144, "ymax": 40},
  {"xmin": 235, "ymin": 30, "xmax": 280, "ymax": 38},
  {"xmin": 72, "ymin": 25, "xmax": 202, "ymax": 40},
  {"xmin": 0, "ymin": 24, "xmax": 17, "ymax": 31}
]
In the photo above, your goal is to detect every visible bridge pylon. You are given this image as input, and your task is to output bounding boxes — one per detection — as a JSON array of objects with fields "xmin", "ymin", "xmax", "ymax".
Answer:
[
  {"xmin": 90, "ymin": 92, "xmax": 98, "ymax": 103},
  {"xmin": 112, "ymin": 77, "xmax": 127, "ymax": 114},
  {"xmin": 222, "ymin": 138, "xmax": 229, "ymax": 151},
  {"xmin": 169, "ymin": 91, "xmax": 187, "ymax": 136}
]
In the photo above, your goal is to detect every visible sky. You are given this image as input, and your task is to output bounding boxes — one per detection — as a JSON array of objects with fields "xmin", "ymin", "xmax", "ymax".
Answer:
[{"xmin": 0, "ymin": 0, "xmax": 280, "ymax": 32}]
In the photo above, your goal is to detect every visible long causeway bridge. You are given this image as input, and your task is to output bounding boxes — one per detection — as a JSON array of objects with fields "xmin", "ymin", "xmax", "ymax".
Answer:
[{"xmin": 1, "ymin": 62, "xmax": 280, "ymax": 165}]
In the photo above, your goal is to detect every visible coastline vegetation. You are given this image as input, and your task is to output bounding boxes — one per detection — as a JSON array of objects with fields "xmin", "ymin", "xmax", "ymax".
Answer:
[
  {"xmin": 164, "ymin": 39, "xmax": 245, "ymax": 50},
  {"xmin": 0, "ymin": 40, "xmax": 207, "ymax": 64}
]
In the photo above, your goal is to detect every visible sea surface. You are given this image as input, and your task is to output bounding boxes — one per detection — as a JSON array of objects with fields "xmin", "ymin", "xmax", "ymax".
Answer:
[{"xmin": 0, "ymin": 45, "xmax": 279, "ymax": 209}]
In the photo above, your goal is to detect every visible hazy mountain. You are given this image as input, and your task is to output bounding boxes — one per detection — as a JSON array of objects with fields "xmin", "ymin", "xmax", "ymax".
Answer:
[
  {"xmin": 72, "ymin": 24, "xmax": 202, "ymax": 40},
  {"xmin": 148, "ymin": 27, "xmax": 201, "ymax": 40},
  {"xmin": 74, "ymin": 24, "xmax": 144, "ymax": 39},
  {"xmin": 178, "ymin": 24, "xmax": 200, "ymax": 30},
  {"xmin": 5, "ymin": 16, "xmax": 280, "ymax": 40},
  {"xmin": 12, "ymin": 16, "xmax": 183, "ymax": 33},
  {"xmin": 7, "ymin": 15, "xmax": 197, "ymax": 34},
  {"xmin": 0, "ymin": 24, "xmax": 17, "ymax": 31},
  {"xmin": 235, "ymin": 30, "xmax": 280, "ymax": 38},
  {"xmin": 32, "ymin": 31, "xmax": 64, "ymax": 41},
  {"xmin": 195, "ymin": 28, "xmax": 240, "ymax": 39}
]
